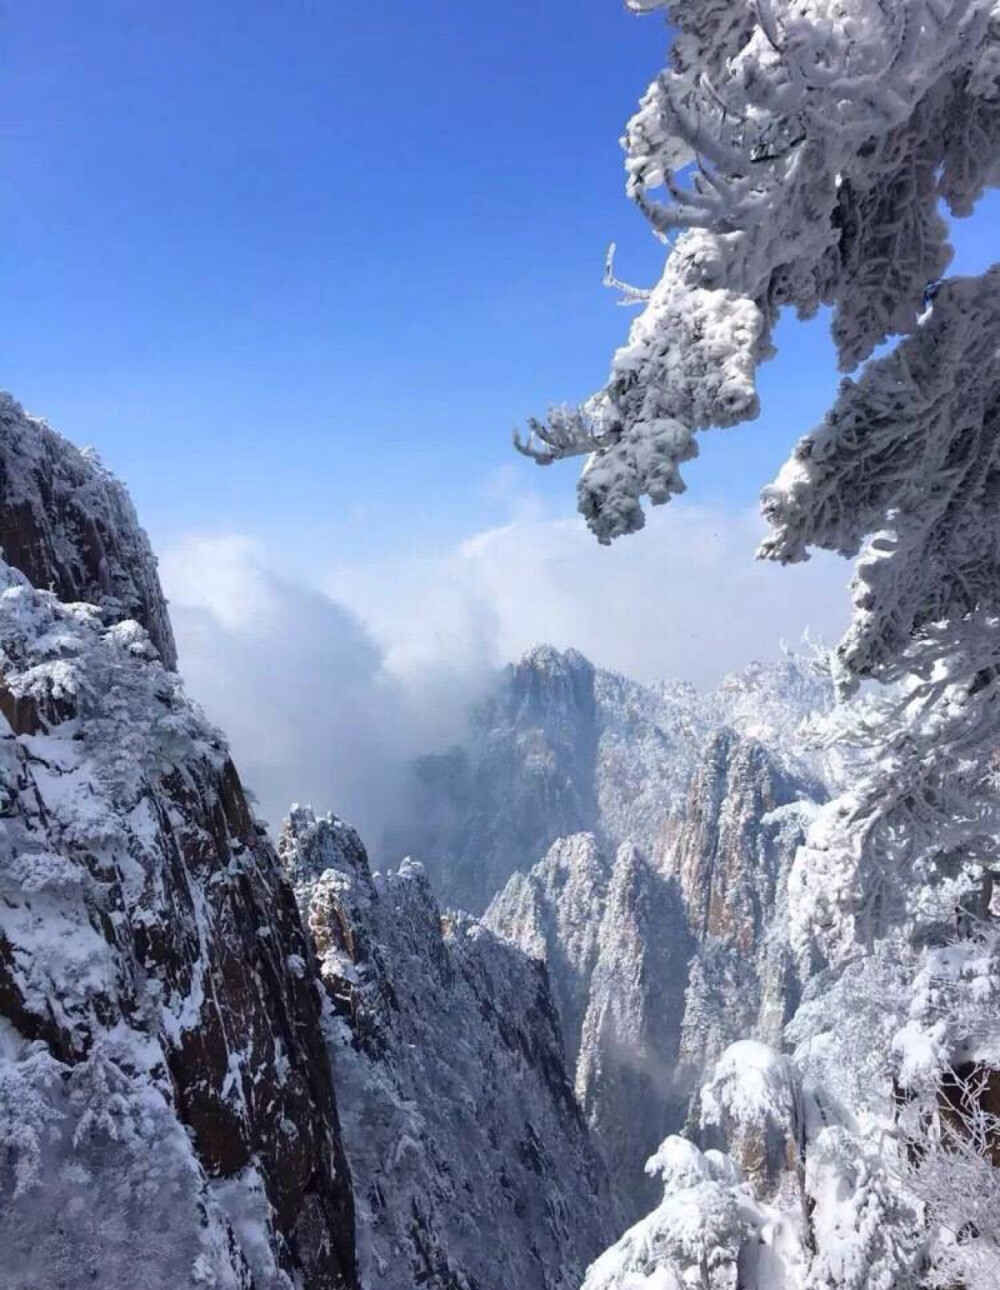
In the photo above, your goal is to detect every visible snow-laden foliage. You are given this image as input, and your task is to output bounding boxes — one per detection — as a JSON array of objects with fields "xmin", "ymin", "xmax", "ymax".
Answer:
[
  {"xmin": 581, "ymin": 1137, "xmax": 759, "ymax": 1290},
  {"xmin": 762, "ymin": 269, "xmax": 1000, "ymax": 961},
  {"xmin": 519, "ymin": 0, "xmax": 1000, "ymax": 549},
  {"xmin": 581, "ymin": 1041, "xmax": 926, "ymax": 1290},
  {"xmin": 516, "ymin": 1, "xmax": 1000, "ymax": 972},
  {"xmin": 762, "ymin": 269, "xmax": 1000, "ymax": 689},
  {"xmin": 783, "ymin": 655, "xmax": 1000, "ymax": 964}
]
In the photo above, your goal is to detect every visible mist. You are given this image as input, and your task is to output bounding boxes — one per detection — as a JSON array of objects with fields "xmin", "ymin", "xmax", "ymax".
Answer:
[
  {"xmin": 160, "ymin": 505, "xmax": 851, "ymax": 846},
  {"xmin": 160, "ymin": 535, "xmax": 495, "ymax": 843}
]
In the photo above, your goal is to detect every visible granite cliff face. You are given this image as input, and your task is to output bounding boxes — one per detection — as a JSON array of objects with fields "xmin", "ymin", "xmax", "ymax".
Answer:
[
  {"xmin": 669, "ymin": 731, "xmax": 821, "ymax": 1079},
  {"xmin": 573, "ymin": 843, "xmax": 693, "ymax": 1218},
  {"xmin": 0, "ymin": 397, "xmax": 357, "ymax": 1289},
  {"xmin": 479, "ymin": 832, "xmax": 611, "ymax": 1076},
  {"xmin": 485, "ymin": 679, "xmax": 827, "ymax": 1223},
  {"xmin": 0, "ymin": 394, "xmax": 176, "ymax": 669},
  {"xmin": 393, "ymin": 645, "xmax": 830, "ymax": 914},
  {"xmin": 390, "ymin": 646, "xmax": 601, "ymax": 913},
  {"xmin": 280, "ymin": 806, "xmax": 620, "ymax": 1290},
  {"xmin": 282, "ymin": 807, "xmax": 620, "ymax": 1289}
]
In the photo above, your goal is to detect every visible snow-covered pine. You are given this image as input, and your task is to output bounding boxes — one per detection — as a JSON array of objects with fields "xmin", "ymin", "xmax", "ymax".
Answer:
[
  {"xmin": 522, "ymin": 6, "xmax": 1000, "ymax": 1285},
  {"xmin": 513, "ymin": 0, "xmax": 1000, "ymax": 985},
  {"xmin": 518, "ymin": 0, "xmax": 1000, "ymax": 549},
  {"xmin": 765, "ymin": 269, "xmax": 1000, "ymax": 963}
]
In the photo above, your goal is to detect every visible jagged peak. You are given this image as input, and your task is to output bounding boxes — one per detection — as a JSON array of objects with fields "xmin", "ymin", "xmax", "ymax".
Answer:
[
  {"xmin": 516, "ymin": 643, "xmax": 595, "ymax": 676},
  {"xmin": 606, "ymin": 839, "xmax": 652, "ymax": 898},
  {"xmin": 539, "ymin": 831, "xmax": 610, "ymax": 879},
  {"xmin": 498, "ymin": 644, "xmax": 598, "ymax": 722},
  {"xmin": 485, "ymin": 833, "xmax": 611, "ymax": 944},
  {"xmin": 278, "ymin": 804, "xmax": 374, "ymax": 900},
  {"xmin": 0, "ymin": 392, "xmax": 177, "ymax": 668}
]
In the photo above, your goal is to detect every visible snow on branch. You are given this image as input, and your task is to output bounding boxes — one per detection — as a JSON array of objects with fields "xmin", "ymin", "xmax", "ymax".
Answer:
[
  {"xmin": 762, "ymin": 267, "xmax": 1000, "ymax": 688},
  {"xmin": 522, "ymin": 0, "xmax": 1000, "ymax": 544}
]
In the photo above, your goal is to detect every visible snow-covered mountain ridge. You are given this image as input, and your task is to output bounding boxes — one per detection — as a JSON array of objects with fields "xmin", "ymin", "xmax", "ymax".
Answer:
[
  {"xmin": 0, "ymin": 396, "xmax": 357, "ymax": 1289},
  {"xmin": 484, "ymin": 723, "xmax": 824, "ymax": 1220},
  {"xmin": 0, "ymin": 397, "xmax": 626, "ymax": 1290},
  {"xmin": 6, "ymin": 392, "xmax": 951, "ymax": 1290},
  {"xmin": 391, "ymin": 643, "xmax": 831, "ymax": 914},
  {"xmin": 280, "ymin": 806, "xmax": 621, "ymax": 1290}
]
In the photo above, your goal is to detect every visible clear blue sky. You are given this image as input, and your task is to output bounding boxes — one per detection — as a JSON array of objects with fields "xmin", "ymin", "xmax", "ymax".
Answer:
[{"xmin": 5, "ymin": 1, "xmax": 999, "ymax": 572}]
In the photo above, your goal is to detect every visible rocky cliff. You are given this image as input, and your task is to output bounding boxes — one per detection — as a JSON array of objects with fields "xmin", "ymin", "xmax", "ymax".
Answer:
[
  {"xmin": 0, "ymin": 394, "xmax": 176, "ymax": 669},
  {"xmin": 389, "ymin": 646, "xmax": 601, "ymax": 913},
  {"xmin": 486, "ymin": 725, "xmax": 825, "ymax": 1223},
  {"xmin": 669, "ymin": 731, "xmax": 822, "ymax": 1079},
  {"xmin": 281, "ymin": 806, "xmax": 620, "ymax": 1290},
  {"xmin": 392, "ymin": 645, "xmax": 830, "ymax": 914},
  {"xmin": 0, "ymin": 397, "xmax": 357, "ymax": 1290},
  {"xmin": 574, "ymin": 843, "xmax": 693, "ymax": 1218}
]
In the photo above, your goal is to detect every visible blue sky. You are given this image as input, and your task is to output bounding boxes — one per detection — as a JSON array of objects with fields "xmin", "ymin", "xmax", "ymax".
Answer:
[
  {"xmin": 8, "ymin": 2, "xmax": 998, "ymax": 823},
  {"xmin": 12, "ymin": 1, "xmax": 996, "ymax": 567},
  {"xmin": 11, "ymin": 3, "xmax": 996, "ymax": 559},
  {"xmin": 6, "ymin": 1, "xmax": 665, "ymax": 562},
  {"xmin": 7, "ymin": 3, "xmax": 999, "ymax": 566}
]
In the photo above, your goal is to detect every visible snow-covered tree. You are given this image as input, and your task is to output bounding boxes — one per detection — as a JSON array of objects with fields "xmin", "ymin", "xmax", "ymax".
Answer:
[
  {"xmin": 519, "ymin": 0, "xmax": 1000, "ymax": 547},
  {"xmin": 520, "ymin": 0, "xmax": 1000, "ymax": 954},
  {"xmin": 537, "ymin": 8, "xmax": 1000, "ymax": 1286}
]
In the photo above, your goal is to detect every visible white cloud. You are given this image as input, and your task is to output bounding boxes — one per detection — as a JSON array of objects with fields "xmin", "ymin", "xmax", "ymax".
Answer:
[
  {"xmin": 160, "ymin": 535, "xmax": 479, "ymax": 841},
  {"xmin": 160, "ymin": 504, "xmax": 852, "ymax": 840},
  {"xmin": 325, "ymin": 502, "xmax": 852, "ymax": 688}
]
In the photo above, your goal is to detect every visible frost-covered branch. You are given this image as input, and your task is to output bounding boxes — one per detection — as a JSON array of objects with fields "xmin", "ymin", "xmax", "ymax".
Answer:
[
  {"xmin": 512, "ymin": 402, "xmax": 621, "ymax": 465},
  {"xmin": 602, "ymin": 243, "xmax": 652, "ymax": 306},
  {"xmin": 523, "ymin": 0, "xmax": 1000, "ymax": 543}
]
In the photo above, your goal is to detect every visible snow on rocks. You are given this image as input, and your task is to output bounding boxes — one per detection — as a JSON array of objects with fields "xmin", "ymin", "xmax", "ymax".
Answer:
[
  {"xmin": 281, "ymin": 806, "xmax": 620, "ymax": 1290},
  {"xmin": 393, "ymin": 645, "xmax": 831, "ymax": 915},
  {"xmin": 0, "ymin": 399, "xmax": 357, "ymax": 1289}
]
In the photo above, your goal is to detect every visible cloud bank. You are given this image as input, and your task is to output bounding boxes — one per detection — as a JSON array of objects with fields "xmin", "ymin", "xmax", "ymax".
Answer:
[
  {"xmin": 161, "ymin": 506, "xmax": 852, "ymax": 839},
  {"xmin": 325, "ymin": 502, "xmax": 851, "ymax": 686}
]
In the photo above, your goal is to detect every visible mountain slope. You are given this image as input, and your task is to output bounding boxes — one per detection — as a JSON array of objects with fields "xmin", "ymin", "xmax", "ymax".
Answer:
[
  {"xmin": 0, "ymin": 393, "xmax": 176, "ymax": 669},
  {"xmin": 0, "ymin": 396, "xmax": 357, "ymax": 1290},
  {"xmin": 393, "ymin": 645, "xmax": 830, "ymax": 913},
  {"xmin": 487, "ymin": 729, "xmax": 824, "ymax": 1223},
  {"xmin": 281, "ymin": 806, "xmax": 620, "ymax": 1290}
]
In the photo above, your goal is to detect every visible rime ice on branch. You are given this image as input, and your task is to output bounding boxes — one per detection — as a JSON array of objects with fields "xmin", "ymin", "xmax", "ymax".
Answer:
[{"xmin": 519, "ymin": 0, "xmax": 1000, "ymax": 548}]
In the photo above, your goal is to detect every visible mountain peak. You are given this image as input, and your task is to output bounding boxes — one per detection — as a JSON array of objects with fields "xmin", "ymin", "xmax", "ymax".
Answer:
[{"xmin": 0, "ymin": 392, "xmax": 177, "ymax": 668}]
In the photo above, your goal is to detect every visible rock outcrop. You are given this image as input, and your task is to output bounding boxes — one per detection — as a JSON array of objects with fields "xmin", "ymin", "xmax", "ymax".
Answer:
[
  {"xmin": 0, "ymin": 398, "xmax": 357, "ymax": 1289},
  {"xmin": 0, "ymin": 395, "xmax": 176, "ymax": 668},
  {"xmin": 487, "ymin": 730, "xmax": 825, "ymax": 1223},
  {"xmin": 575, "ymin": 843, "xmax": 693, "ymax": 1218},
  {"xmin": 391, "ymin": 646, "xmax": 601, "ymax": 912},
  {"xmin": 482, "ymin": 832, "xmax": 611, "ymax": 1074},
  {"xmin": 486, "ymin": 836, "xmax": 693, "ymax": 1218},
  {"xmin": 669, "ymin": 731, "xmax": 822, "ymax": 1078},
  {"xmin": 282, "ymin": 806, "xmax": 620, "ymax": 1290}
]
